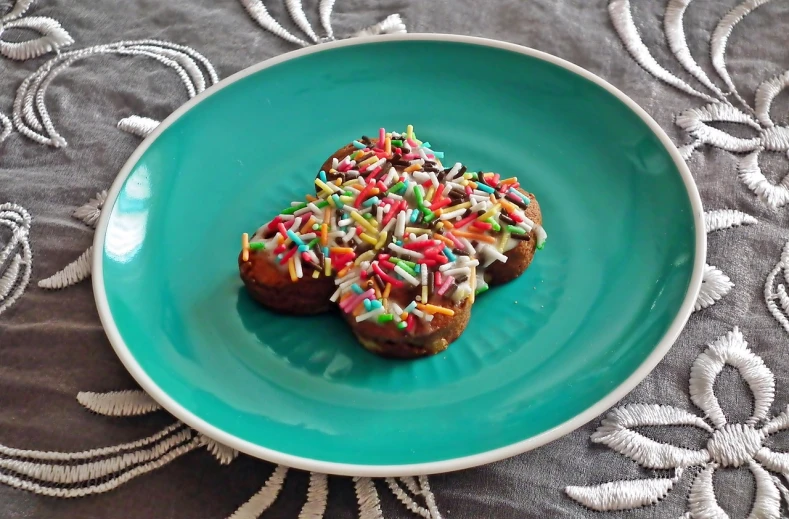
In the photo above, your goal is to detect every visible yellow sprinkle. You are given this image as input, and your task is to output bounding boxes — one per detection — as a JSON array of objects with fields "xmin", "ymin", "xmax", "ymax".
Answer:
[
  {"xmin": 288, "ymin": 258, "xmax": 297, "ymax": 282},
  {"xmin": 406, "ymin": 124, "xmax": 413, "ymax": 140},
  {"xmin": 312, "ymin": 270, "xmax": 320, "ymax": 279},
  {"xmin": 334, "ymin": 178, "xmax": 342, "ymax": 186},
  {"xmin": 417, "ymin": 303, "xmax": 455, "ymax": 316},
  {"xmin": 241, "ymin": 233, "xmax": 249, "ymax": 262},
  {"xmin": 327, "ymin": 196, "xmax": 336, "ymax": 208},
  {"xmin": 404, "ymin": 164, "xmax": 421, "ymax": 173},
  {"xmin": 343, "ymin": 178, "xmax": 360, "ymax": 186},
  {"xmin": 498, "ymin": 232, "xmax": 510, "ymax": 253},
  {"xmin": 426, "ymin": 186, "xmax": 435, "ymax": 202},
  {"xmin": 477, "ymin": 204, "xmax": 501, "ymax": 222},
  {"xmin": 385, "ymin": 136, "xmax": 392, "ymax": 156},
  {"xmin": 325, "ymin": 257, "xmax": 332, "ymax": 276},
  {"xmin": 330, "ymin": 247, "xmax": 354, "ymax": 254},
  {"xmin": 445, "ymin": 201, "xmax": 471, "ymax": 213},
  {"xmin": 314, "ymin": 178, "xmax": 334, "ymax": 195},
  {"xmin": 351, "ymin": 211, "xmax": 378, "ymax": 235},
  {"xmin": 421, "ymin": 284, "xmax": 428, "ymax": 304},
  {"xmin": 320, "ymin": 223, "xmax": 328, "ymax": 245},
  {"xmin": 329, "ymin": 169, "xmax": 337, "ymax": 174},
  {"xmin": 405, "ymin": 227, "xmax": 431, "ymax": 235},
  {"xmin": 355, "ymin": 250, "xmax": 376, "ymax": 266},
  {"xmin": 360, "ymin": 232, "xmax": 378, "ymax": 246},
  {"xmin": 460, "ymin": 179, "xmax": 469, "ymax": 186},
  {"xmin": 383, "ymin": 283, "xmax": 392, "ymax": 299},
  {"xmin": 375, "ymin": 231, "xmax": 388, "ymax": 250},
  {"xmin": 359, "ymin": 156, "xmax": 378, "ymax": 167},
  {"xmin": 435, "ymin": 222, "xmax": 444, "ymax": 230}
]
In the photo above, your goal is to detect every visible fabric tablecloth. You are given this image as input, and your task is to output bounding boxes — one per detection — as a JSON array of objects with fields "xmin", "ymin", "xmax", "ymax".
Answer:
[{"xmin": 2, "ymin": 0, "xmax": 789, "ymax": 517}]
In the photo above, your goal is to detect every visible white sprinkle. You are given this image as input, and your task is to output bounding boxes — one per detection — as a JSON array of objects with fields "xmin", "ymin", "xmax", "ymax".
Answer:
[
  {"xmin": 460, "ymin": 237, "xmax": 476, "ymax": 255},
  {"xmin": 360, "ymin": 261, "xmax": 371, "ymax": 271},
  {"xmin": 376, "ymin": 206, "xmax": 384, "ymax": 222},
  {"xmin": 338, "ymin": 275, "xmax": 360, "ymax": 289},
  {"xmin": 442, "ymin": 267, "xmax": 471, "ymax": 277},
  {"xmin": 294, "ymin": 253, "xmax": 303, "ymax": 278},
  {"xmin": 332, "ymin": 157, "xmax": 339, "ymax": 169},
  {"xmin": 535, "ymin": 224, "xmax": 547, "ymax": 247},
  {"xmin": 481, "ymin": 244, "xmax": 508, "ymax": 264},
  {"xmin": 279, "ymin": 214, "xmax": 295, "ymax": 221},
  {"xmin": 291, "ymin": 217, "xmax": 303, "ymax": 230},
  {"xmin": 409, "ymin": 158, "xmax": 425, "ymax": 166},
  {"xmin": 388, "ymin": 193, "xmax": 404, "ymax": 201},
  {"xmin": 428, "ymin": 171, "xmax": 439, "ymax": 187},
  {"xmin": 342, "ymin": 227, "xmax": 358, "ymax": 243},
  {"xmin": 294, "ymin": 206, "xmax": 312, "ymax": 217},
  {"xmin": 381, "ymin": 216, "xmax": 396, "ymax": 234},
  {"xmin": 328, "ymin": 231, "xmax": 344, "ymax": 238},
  {"xmin": 412, "ymin": 308, "xmax": 425, "ymax": 318},
  {"xmin": 339, "ymin": 218, "xmax": 353, "ymax": 226},
  {"xmin": 394, "ymin": 265, "xmax": 420, "ymax": 285},
  {"xmin": 330, "ymin": 287, "xmax": 342, "ymax": 302},
  {"xmin": 300, "ymin": 232, "xmax": 317, "ymax": 240},
  {"xmin": 446, "ymin": 163, "xmax": 463, "ymax": 180},
  {"xmin": 388, "ymin": 243, "xmax": 424, "ymax": 259},
  {"xmin": 518, "ymin": 217, "xmax": 535, "ymax": 232},
  {"xmin": 395, "ymin": 212, "xmax": 407, "ymax": 238},
  {"xmin": 308, "ymin": 203, "xmax": 323, "ymax": 215},
  {"xmin": 421, "ymin": 266, "xmax": 428, "ymax": 286},
  {"xmin": 412, "ymin": 172, "xmax": 431, "ymax": 183},
  {"xmin": 440, "ymin": 209, "xmax": 466, "ymax": 220}
]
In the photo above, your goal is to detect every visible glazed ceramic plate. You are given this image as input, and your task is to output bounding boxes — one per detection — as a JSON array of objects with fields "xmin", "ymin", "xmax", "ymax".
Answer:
[{"xmin": 94, "ymin": 35, "xmax": 705, "ymax": 476}]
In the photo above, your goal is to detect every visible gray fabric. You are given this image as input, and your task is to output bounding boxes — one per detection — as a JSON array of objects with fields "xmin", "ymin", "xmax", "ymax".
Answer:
[{"xmin": 1, "ymin": 0, "xmax": 788, "ymax": 517}]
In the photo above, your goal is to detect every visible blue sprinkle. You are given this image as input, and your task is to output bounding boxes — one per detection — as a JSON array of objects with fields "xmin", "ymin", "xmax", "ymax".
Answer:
[
  {"xmin": 286, "ymin": 230, "xmax": 305, "ymax": 246},
  {"xmin": 432, "ymin": 151, "xmax": 445, "ymax": 159},
  {"xmin": 276, "ymin": 254, "xmax": 284, "ymax": 261},
  {"xmin": 395, "ymin": 240, "xmax": 403, "ymax": 246},
  {"xmin": 323, "ymin": 247, "xmax": 329, "ymax": 257},
  {"xmin": 421, "ymin": 142, "xmax": 431, "ymax": 148},
  {"xmin": 351, "ymin": 283, "xmax": 363, "ymax": 294},
  {"xmin": 414, "ymin": 263, "xmax": 421, "ymax": 272},
  {"xmin": 319, "ymin": 170, "xmax": 327, "ymax": 182},
  {"xmin": 476, "ymin": 183, "xmax": 495, "ymax": 194},
  {"xmin": 298, "ymin": 245, "xmax": 308, "ymax": 252},
  {"xmin": 371, "ymin": 300, "xmax": 383, "ymax": 309},
  {"xmin": 331, "ymin": 193, "xmax": 344, "ymax": 209},
  {"xmin": 444, "ymin": 247, "xmax": 457, "ymax": 262},
  {"xmin": 363, "ymin": 196, "xmax": 379, "ymax": 207},
  {"xmin": 404, "ymin": 301, "xmax": 417, "ymax": 313},
  {"xmin": 363, "ymin": 299, "xmax": 372, "ymax": 311},
  {"xmin": 352, "ymin": 140, "xmax": 366, "ymax": 149},
  {"xmin": 410, "ymin": 210, "xmax": 419, "ymax": 223}
]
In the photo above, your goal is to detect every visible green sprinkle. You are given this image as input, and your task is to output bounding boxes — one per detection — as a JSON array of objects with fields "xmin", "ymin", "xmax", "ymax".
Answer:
[
  {"xmin": 387, "ymin": 181, "xmax": 405, "ymax": 194},
  {"xmin": 423, "ymin": 212, "xmax": 436, "ymax": 223},
  {"xmin": 281, "ymin": 202, "xmax": 307, "ymax": 215},
  {"xmin": 537, "ymin": 243, "xmax": 546, "ymax": 250},
  {"xmin": 391, "ymin": 139, "xmax": 403, "ymax": 147},
  {"xmin": 475, "ymin": 284, "xmax": 489, "ymax": 295},
  {"xmin": 486, "ymin": 218, "xmax": 501, "ymax": 232},
  {"xmin": 316, "ymin": 200, "xmax": 330, "ymax": 209},
  {"xmin": 392, "ymin": 259, "xmax": 417, "ymax": 277},
  {"xmin": 507, "ymin": 225, "xmax": 526, "ymax": 235},
  {"xmin": 397, "ymin": 321, "xmax": 408, "ymax": 329},
  {"xmin": 414, "ymin": 185, "xmax": 424, "ymax": 207},
  {"xmin": 249, "ymin": 242, "xmax": 265, "ymax": 251},
  {"xmin": 307, "ymin": 238, "xmax": 320, "ymax": 248},
  {"xmin": 363, "ymin": 213, "xmax": 374, "ymax": 220},
  {"xmin": 378, "ymin": 314, "xmax": 394, "ymax": 323}
]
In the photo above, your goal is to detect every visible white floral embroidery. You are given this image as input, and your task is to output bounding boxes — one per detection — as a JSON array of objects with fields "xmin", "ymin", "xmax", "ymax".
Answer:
[
  {"xmin": 765, "ymin": 240, "xmax": 789, "ymax": 335},
  {"xmin": 0, "ymin": 0, "xmax": 73, "ymax": 61},
  {"xmin": 696, "ymin": 209, "xmax": 756, "ymax": 311},
  {"xmin": 240, "ymin": 0, "xmax": 406, "ymax": 46},
  {"xmin": 566, "ymin": 327, "xmax": 789, "ymax": 517},
  {"xmin": 0, "ymin": 203, "xmax": 32, "ymax": 317},
  {"xmin": 72, "ymin": 190, "xmax": 107, "ymax": 229},
  {"xmin": 0, "ymin": 386, "xmax": 442, "ymax": 518},
  {"xmin": 610, "ymin": 0, "xmax": 789, "ymax": 208},
  {"xmin": 13, "ymin": 40, "xmax": 218, "ymax": 147},
  {"xmin": 37, "ymin": 245, "xmax": 92, "ymax": 289}
]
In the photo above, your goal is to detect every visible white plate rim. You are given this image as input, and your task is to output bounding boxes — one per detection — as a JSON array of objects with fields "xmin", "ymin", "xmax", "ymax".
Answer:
[{"xmin": 92, "ymin": 33, "xmax": 706, "ymax": 477}]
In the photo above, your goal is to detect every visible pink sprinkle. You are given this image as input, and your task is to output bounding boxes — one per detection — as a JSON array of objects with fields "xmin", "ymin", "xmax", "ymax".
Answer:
[
  {"xmin": 435, "ymin": 271, "xmax": 443, "ymax": 287},
  {"xmin": 437, "ymin": 276, "xmax": 454, "ymax": 296},
  {"xmin": 341, "ymin": 289, "xmax": 374, "ymax": 312},
  {"xmin": 406, "ymin": 138, "xmax": 418, "ymax": 147},
  {"xmin": 506, "ymin": 191, "xmax": 524, "ymax": 204},
  {"xmin": 445, "ymin": 232, "xmax": 464, "ymax": 249},
  {"xmin": 378, "ymin": 128, "xmax": 385, "ymax": 147},
  {"xmin": 403, "ymin": 153, "xmax": 419, "ymax": 160}
]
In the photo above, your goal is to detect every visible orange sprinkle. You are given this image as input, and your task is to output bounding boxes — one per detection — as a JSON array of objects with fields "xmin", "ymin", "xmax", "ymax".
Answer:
[
  {"xmin": 300, "ymin": 216, "xmax": 316, "ymax": 234},
  {"xmin": 404, "ymin": 164, "xmax": 422, "ymax": 173},
  {"xmin": 334, "ymin": 178, "xmax": 342, "ymax": 185},
  {"xmin": 400, "ymin": 312, "xmax": 408, "ymax": 321},
  {"xmin": 277, "ymin": 235, "xmax": 285, "ymax": 245},
  {"xmin": 468, "ymin": 181, "xmax": 478, "ymax": 189},
  {"xmin": 337, "ymin": 265, "xmax": 351, "ymax": 278},
  {"xmin": 383, "ymin": 282, "xmax": 392, "ymax": 299},
  {"xmin": 417, "ymin": 303, "xmax": 455, "ymax": 316},
  {"xmin": 241, "ymin": 233, "xmax": 250, "ymax": 262},
  {"xmin": 288, "ymin": 257, "xmax": 297, "ymax": 282},
  {"xmin": 385, "ymin": 136, "xmax": 392, "ymax": 156},
  {"xmin": 330, "ymin": 247, "xmax": 354, "ymax": 254},
  {"xmin": 372, "ymin": 280, "xmax": 382, "ymax": 299},
  {"xmin": 452, "ymin": 230, "xmax": 497, "ymax": 244},
  {"xmin": 500, "ymin": 177, "xmax": 518, "ymax": 186},
  {"xmin": 320, "ymin": 223, "xmax": 328, "ymax": 245},
  {"xmin": 499, "ymin": 198, "xmax": 519, "ymax": 213},
  {"xmin": 442, "ymin": 220, "xmax": 454, "ymax": 229},
  {"xmin": 306, "ymin": 194, "xmax": 318, "ymax": 202},
  {"xmin": 434, "ymin": 234, "xmax": 455, "ymax": 247}
]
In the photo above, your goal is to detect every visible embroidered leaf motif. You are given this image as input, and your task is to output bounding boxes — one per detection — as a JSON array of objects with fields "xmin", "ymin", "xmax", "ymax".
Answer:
[
  {"xmin": 739, "ymin": 150, "xmax": 789, "ymax": 209},
  {"xmin": 354, "ymin": 477, "xmax": 384, "ymax": 519},
  {"xmin": 77, "ymin": 390, "xmax": 161, "ymax": 416},
  {"xmin": 38, "ymin": 245, "xmax": 92, "ymax": 290},
  {"xmin": 199, "ymin": 435, "xmax": 238, "ymax": 466},
  {"xmin": 0, "ymin": 110, "xmax": 11, "ymax": 143},
  {"xmin": 704, "ymin": 209, "xmax": 757, "ymax": 233},
  {"xmin": 675, "ymin": 103, "xmax": 761, "ymax": 153},
  {"xmin": 0, "ymin": 203, "xmax": 32, "ymax": 317},
  {"xmin": 566, "ymin": 473, "xmax": 681, "ymax": 512},
  {"xmin": 299, "ymin": 472, "xmax": 328, "ymax": 519},
  {"xmin": 351, "ymin": 14, "xmax": 407, "ymax": 38},
  {"xmin": 227, "ymin": 465, "xmax": 289, "ymax": 519},
  {"xmin": 0, "ymin": 16, "xmax": 74, "ymax": 61},
  {"xmin": 697, "ymin": 264, "xmax": 733, "ymax": 311},
  {"xmin": 117, "ymin": 116, "xmax": 160, "ymax": 139},
  {"xmin": 765, "ymin": 241, "xmax": 789, "ymax": 335},
  {"xmin": 72, "ymin": 191, "xmax": 108, "ymax": 229}
]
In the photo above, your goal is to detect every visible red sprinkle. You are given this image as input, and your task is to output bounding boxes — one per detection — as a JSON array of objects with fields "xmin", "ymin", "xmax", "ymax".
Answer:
[
  {"xmin": 372, "ymin": 262, "xmax": 405, "ymax": 287},
  {"xmin": 378, "ymin": 254, "xmax": 390, "ymax": 261},
  {"xmin": 376, "ymin": 181, "xmax": 388, "ymax": 192},
  {"xmin": 465, "ymin": 186, "xmax": 473, "ymax": 196},
  {"xmin": 355, "ymin": 184, "xmax": 373, "ymax": 208},
  {"xmin": 379, "ymin": 259, "xmax": 396, "ymax": 270},
  {"xmin": 360, "ymin": 270, "xmax": 368, "ymax": 280},
  {"xmin": 418, "ymin": 258, "xmax": 438, "ymax": 267},
  {"xmin": 267, "ymin": 216, "xmax": 282, "ymax": 231},
  {"xmin": 277, "ymin": 222, "xmax": 289, "ymax": 237},
  {"xmin": 433, "ymin": 184, "xmax": 445, "ymax": 201},
  {"xmin": 435, "ymin": 271, "xmax": 443, "ymax": 286},
  {"xmin": 301, "ymin": 252, "xmax": 312, "ymax": 262},
  {"xmin": 366, "ymin": 166, "xmax": 383, "ymax": 180},
  {"xmin": 406, "ymin": 314, "xmax": 416, "ymax": 332},
  {"xmin": 404, "ymin": 240, "xmax": 439, "ymax": 250},
  {"xmin": 453, "ymin": 213, "xmax": 478, "ymax": 229},
  {"xmin": 279, "ymin": 246, "xmax": 297, "ymax": 265},
  {"xmin": 509, "ymin": 212, "xmax": 524, "ymax": 223},
  {"xmin": 429, "ymin": 197, "xmax": 452, "ymax": 211},
  {"xmin": 472, "ymin": 221, "xmax": 493, "ymax": 231},
  {"xmin": 274, "ymin": 244, "xmax": 287, "ymax": 254}
]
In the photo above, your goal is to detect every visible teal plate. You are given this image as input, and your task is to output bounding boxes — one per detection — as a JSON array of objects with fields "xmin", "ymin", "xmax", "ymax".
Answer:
[{"xmin": 94, "ymin": 35, "xmax": 705, "ymax": 476}]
